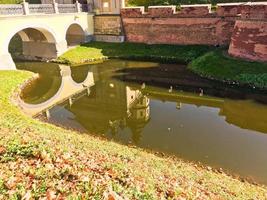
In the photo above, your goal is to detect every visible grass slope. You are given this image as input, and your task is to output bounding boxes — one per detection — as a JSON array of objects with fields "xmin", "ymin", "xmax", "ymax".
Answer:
[
  {"xmin": 0, "ymin": 71, "xmax": 267, "ymax": 199},
  {"xmin": 58, "ymin": 42, "xmax": 213, "ymax": 65},
  {"xmin": 189, "ymin": 50, "xmax": 267, "ymax": 89},
  {"xmin": 59, "ymin": 42, "xmax": 267, "ymax": 89}
]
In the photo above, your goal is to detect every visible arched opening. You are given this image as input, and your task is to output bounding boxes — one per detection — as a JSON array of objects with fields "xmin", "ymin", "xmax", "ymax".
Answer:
[
  {"xmin": 8, "ymin": 27, "xmax": 58, "ymax": 62},
  {"xmin": 65, "ymin": 24, "xmax": 85, "ymax": 46}
]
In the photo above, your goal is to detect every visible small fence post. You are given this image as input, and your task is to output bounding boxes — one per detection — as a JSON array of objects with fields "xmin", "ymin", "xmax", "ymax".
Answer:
[
  {"xmin": 53, "ymin": 0, "xmax": 59, "ymax": 14},
  {"xmin": 76, "ymin": 0, "xmax": 81, "ymax": 13},
  {"xmin": 22, "ymin": 0, "xmax": 29, "ymax": 15}
]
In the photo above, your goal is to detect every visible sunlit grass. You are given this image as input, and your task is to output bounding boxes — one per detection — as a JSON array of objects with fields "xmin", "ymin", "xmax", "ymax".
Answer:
[
  {"xmin": 58, "ymin": 42, "xmax": 213, "ymax": 65},
  {"xmin": 189, "ymin": 50, "xmax": 267, "ymax": 89},
  {"xmin": 0, "ymin": 69, "xmax": 266, "ymax": 199}
]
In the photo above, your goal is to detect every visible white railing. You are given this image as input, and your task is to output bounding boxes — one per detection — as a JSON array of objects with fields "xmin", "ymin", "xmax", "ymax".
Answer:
[
  {"xmin": 0, "ymin": 2, "xmax": 93, "ymax": 15},
  {"xmin": 0, "ymin": 4, "xmax": 23, "ymax": 15},
  {"xmin": 58, "ymin": 4, "xmax": 77, "ymax": 13},
  {"xmin": 29, "ymin": 4, "xmax": 54, "ymax": 14}
]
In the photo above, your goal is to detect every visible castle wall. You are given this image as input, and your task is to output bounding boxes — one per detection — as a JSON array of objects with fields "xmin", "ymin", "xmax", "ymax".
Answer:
[
  {"xmin": 93, "ymin": 15, "xmax": 125, "ymax": 42},
  {"xmin": 120, "ymin": 3, "xmax": 267, "ymax": 62},
  {"xmin": 228, "ymin": 19, "xmax": 267, "ymax": 62},
  {"xmin": 120, "ymin": 5, "xmax": 237, "ymax": 45}
]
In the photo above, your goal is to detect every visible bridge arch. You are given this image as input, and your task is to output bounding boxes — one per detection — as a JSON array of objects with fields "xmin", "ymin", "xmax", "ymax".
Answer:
[
  {"xmin": 3, "ymin": 23, "xmax": 61, "ymax": 54},
  {"xmin": 5, "ymin": 24, "xmax": 64, "ymax": 69},
  {"xmin": 65, "ymin": 22, "xmax": 86, "ymax": 46}
]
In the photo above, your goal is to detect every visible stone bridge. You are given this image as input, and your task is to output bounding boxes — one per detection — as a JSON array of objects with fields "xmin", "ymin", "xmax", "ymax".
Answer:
[{"xmin": 0, "ymin": 2, "xmax": 94, "ymax": 70}]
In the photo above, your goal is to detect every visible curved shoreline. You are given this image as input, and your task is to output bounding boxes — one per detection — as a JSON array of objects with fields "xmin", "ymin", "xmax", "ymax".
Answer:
[
  {"xmin": 57, "ymin": 42, "xmax": 267, "ymax": 91},
  {"xmin": 13, "ymin": 70, "xmax": 266, "ymax": 187},
  {"xmin": 1, "ymin": 55, "xmax": 267, "ymax": 197}
]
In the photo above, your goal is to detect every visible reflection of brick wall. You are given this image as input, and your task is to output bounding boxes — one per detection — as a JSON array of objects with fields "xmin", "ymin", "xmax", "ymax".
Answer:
[
  {"xmin": 228, "ymin": 20, "xmax": 267, "ymax": 62},
  {"xmin": 94, "ymin": 15, "xmax": 123, "ymax": 35}
]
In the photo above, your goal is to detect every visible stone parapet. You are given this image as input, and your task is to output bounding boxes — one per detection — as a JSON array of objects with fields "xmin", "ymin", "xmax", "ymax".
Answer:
[
  {"xmin": 240, "ymin": 3, "xmax": 267, "ymax": 19},
  {"xmin": 217, "ymin": 2, "xmax": 267, "ymax": 18},
  {"xmin": 120, "ymin": 7, "xmax": 145, "ymax": 18},
  {"xmin": 179, "ymin": 4, "xmax": 211, "ymax": 17},
  {"xmin": 121, "ymin": 2, "xmax": 267, "ymax": 19},
  {"xmin": 121, "ymin": 5, "xmax": 213, "ymax": 18},
  {"xmin": 147, "ymin": 6, "xmax": 176, "ymax": 17}
]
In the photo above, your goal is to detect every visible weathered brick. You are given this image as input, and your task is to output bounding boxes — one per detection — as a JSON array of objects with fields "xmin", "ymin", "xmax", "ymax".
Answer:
[
  {"xmin": 147, "ymin": 6, "xmax": 176, "ymax": 18},
  {"xmin": 228, "ymin": 20, "xmax": 267, "ymax": 62},
  {"xmin": 179, "ymin": 4, "xmax": 211, "ymax": 17},
  {"xmin": 94, "ymin": 15, "xmax": 122, "ymax": 35},
  {"xmin": 121, "ymin": 9, "xmax": 235, "ymax": 45}
]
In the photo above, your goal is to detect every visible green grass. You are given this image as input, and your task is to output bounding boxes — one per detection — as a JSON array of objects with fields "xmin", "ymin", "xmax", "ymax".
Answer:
[
  {"xmin": 0, "ymin": 0, "xmax": 22, "ymax": 4},
  {"xmin": 58, "ymin": 42, "xmax": 213, "ymax": 65},
  {"xmin": 0, "ymin": 70, "xmax": 267, "ymax": 199},
  {"xmin": 189, "ymin": 50, "xmax": 267, "ymax": 89},
  {"xmin": 59, "ymin": 42, "xmax": 267, "ymax": 89}
]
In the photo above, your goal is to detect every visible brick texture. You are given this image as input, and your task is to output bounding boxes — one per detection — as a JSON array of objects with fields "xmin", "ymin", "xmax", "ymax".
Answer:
[
  {"xmin": 120, "ymin": 4, "xmax": 267, "ymax": 62},
  {"xmin": 94, "ymin": 15, "xmax": 122, "ymax": 35},
  {"xmin": 228, "ymin": 20, "xmax": 267, "ymax": 62}
]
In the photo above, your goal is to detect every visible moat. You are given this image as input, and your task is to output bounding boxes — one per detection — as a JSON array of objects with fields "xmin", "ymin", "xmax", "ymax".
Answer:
[{"xmin": 18, "ymin": 60, "xmax": 267, "ymax": 185}]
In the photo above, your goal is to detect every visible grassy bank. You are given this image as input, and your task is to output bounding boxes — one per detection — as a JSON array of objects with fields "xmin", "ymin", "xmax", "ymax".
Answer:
[
  {"xmin": 1, "ymin": 72, "xmax": 267, "ymax": 198},
  {"xmin": 58, "ymin": 42, "xmax": 213, "ymax": 65},
  {"xmin": 59, "ymin": 42, "xmax": 267, "ymax": 89},
  {"xmin": 189, "ymin": 50, "xmax": 267, "ymax": 89}
]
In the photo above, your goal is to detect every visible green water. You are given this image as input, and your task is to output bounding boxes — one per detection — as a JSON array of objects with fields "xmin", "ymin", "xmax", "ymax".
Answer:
[{"xmin": 17, "ymin": 60, "xmax": 267, "ymax": 185}]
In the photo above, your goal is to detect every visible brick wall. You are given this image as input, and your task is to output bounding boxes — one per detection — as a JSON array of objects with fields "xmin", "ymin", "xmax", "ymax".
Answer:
[
  {"xmin": 120, "ymin": 3, "xmax": 267, "ymax": 62},
  {"xmin": 121, "ymin": 5, "xmax": 236, "ymax": 45},
  {"xmin": 94, "ymin": 15, "xmax": 125, "ymax": 43},
  {"xmin": 94, "ymin": 15, "xmax": 123, "ymax": 35},
  {"xmin": 228, "ymin": 19, "xmax": 267, "ymax": 62},
  {"xmin": 121, "ymin": 16, "xmax": 236, "ymax": 45}
]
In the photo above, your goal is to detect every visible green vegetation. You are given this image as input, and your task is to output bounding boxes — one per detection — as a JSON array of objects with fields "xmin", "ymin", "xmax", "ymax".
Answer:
[
  {"xmin": 0, "ymin": 69, "xmax": 267, "ymax": 198},
  {"xmin": 59, "ymin": 42, "xmax": 267, "ymax": 89},
  {"xmin": 58, "ymin": 42, "xmax": 213, "ymax": 65},
  {"xmin": 0, "ymin": 0, "xmax": 22, "ymax": 4},
  {"xmin": 189, "ymin": 50, "xmax": 267, "ymax": 89}
]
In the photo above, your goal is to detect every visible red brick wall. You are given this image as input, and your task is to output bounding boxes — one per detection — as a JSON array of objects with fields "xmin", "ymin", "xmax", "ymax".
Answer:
[
  {"xmin": 228, "ymin": 19, "xmax": 267, "ymax": 62},
  {"xmin": 121, "ymin": 6, "xmax": 236, "ymax": 45},
  {"xmin": 120, "ymin": 3, "xmax": 267, "ymax": 62},
  {"xmin": 121, "ymin": 17, "xmax": 236, "ymax": 45}
]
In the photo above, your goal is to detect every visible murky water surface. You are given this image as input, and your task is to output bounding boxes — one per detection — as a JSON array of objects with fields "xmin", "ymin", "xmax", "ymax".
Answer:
[{"xmin": 17, "ymin": 60, "xmax": 267, "ymax": 185}]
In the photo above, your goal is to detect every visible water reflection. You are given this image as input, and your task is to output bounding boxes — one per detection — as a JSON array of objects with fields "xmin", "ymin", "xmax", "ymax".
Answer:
[
  {"xmin": 18, "ymin": 60, "xmax": 267, "ymax": 185},
  {"xmin": 18, "ymin": 63, "xmax": 94, "ymax": 116}
]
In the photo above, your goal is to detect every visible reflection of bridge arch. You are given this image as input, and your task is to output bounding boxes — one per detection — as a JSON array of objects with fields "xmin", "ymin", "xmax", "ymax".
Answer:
[{"xmin": 18, "ymin": 65, "xmax": 95, "ymax": 116}]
